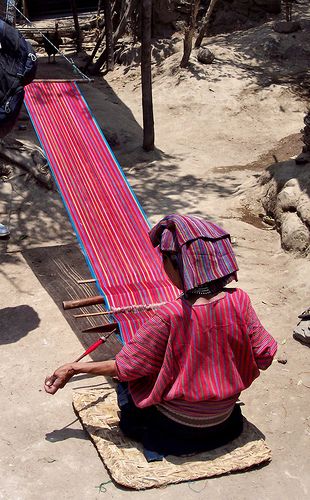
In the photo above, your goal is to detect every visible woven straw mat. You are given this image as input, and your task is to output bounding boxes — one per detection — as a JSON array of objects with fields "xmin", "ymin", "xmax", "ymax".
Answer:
[{"xmin": 72, "ymin": 386, "xmax": 271, "ymax": 490}]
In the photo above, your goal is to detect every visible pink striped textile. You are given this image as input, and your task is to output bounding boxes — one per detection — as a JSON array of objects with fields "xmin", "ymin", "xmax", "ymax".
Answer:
[
  {"xmin": 116, "ymin": 288, "xmax": 278, "ymax": 421},
  {"xmin": 24, "ymin": 82, "xmax": 178, "ymax": 342}
]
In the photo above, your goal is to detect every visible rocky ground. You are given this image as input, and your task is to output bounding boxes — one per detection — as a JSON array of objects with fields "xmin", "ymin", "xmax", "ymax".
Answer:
[{"xmin": 0, "ymin": 3, "xmax": 309, "ymax": 499}]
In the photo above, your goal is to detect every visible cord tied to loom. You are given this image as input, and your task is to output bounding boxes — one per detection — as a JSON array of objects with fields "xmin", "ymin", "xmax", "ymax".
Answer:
[{"xmin": 73, "ymin": 301, "xmax": 169, "ymax": 319}]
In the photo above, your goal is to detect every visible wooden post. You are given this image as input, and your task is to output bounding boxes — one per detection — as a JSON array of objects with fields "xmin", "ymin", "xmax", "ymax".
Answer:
[
  {"xmin": 180, "ymin": 0, "xmax": 200, "ymax": 68},
  {"xmin": 104, "ymin": 0, "xmax": 114, "ymax": 71},
  {"xmin": 70, "ymin": 0, "xmax": 82, "ymax": 53},
  {"xmin": 22, "ymin": 0, "xmax": 29, "ymax": 18},
  {"xmin": 141, "ymin": 0, "xmax": 154, "ymax": 151}
]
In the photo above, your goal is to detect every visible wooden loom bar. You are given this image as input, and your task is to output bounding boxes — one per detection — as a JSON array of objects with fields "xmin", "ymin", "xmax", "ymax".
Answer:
[
  {"xmin": 63, "ymin": 295, "xmax": 104, "ymax": 310},
  {"xmin": 33, "ymin": 79, "xmax": 94, "ymax": 83}
]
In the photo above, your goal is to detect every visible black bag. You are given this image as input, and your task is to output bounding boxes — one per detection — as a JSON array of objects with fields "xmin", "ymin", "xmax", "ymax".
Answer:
[{"xmin": 0, "ymin": 19, "xmax": 37, "ymax": 137}]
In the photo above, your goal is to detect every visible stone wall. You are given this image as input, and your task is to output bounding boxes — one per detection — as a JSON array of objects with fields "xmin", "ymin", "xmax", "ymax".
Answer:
[{"xmin": 259, "ymin": 160, "xmax": 310, "ymax": 255}]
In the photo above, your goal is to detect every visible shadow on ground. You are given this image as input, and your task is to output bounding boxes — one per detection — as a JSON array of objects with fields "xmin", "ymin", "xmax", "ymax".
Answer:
[
  {"xmin": 45, "ymin": 427, "xmax": 88, "ymax": 443},
  {"xmin": 0, "ymin": 304, "xmax": 40, "ymax": 344}
]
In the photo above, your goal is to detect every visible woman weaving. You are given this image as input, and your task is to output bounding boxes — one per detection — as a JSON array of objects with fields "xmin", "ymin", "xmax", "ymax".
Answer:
[{"xmin": 45, "ymin": 214, "xmax": 277, "ymax": 459}]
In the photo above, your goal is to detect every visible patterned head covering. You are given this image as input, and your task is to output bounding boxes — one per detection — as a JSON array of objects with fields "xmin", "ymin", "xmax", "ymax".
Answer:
[{"xmin": 149, "ymin": 214, "xmax": 238, "ymax": 292}]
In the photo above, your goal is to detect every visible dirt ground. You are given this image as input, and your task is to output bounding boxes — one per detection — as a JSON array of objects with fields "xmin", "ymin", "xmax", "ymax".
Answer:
[{"xmin": 0, "ymin": 5, "xmax": 310, "ymax": 500}]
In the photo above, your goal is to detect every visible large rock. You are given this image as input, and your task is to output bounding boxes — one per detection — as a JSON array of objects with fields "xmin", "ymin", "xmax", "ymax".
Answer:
[
  {"xmin": 298, "ymin": 192, "xmax": 310, "ymax": 226},
  {"xmin": 281, "ymin": 212, "xmax": 309, "ymax": 253},
  {"xmin": 273, "ymin": 21, "xmax": 301, "ymax": 34},
  {"xmin": 244, "ymin": 159, "xmax": 310, "ymax": 255},
  {"xmin": 197, "ymin": 47, "xmax": 215, "ymax": 64}
]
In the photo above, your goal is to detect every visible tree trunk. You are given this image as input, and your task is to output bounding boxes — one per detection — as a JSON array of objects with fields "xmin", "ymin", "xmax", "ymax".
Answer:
[
  {"xmin": 141, "ymin": 0, "xmax": 154, "ymax": 151},
  {"xmin": 70, "ymin": 0, "xmax": 82, "ymax": 52},
  {"xmin": 302, "ymin": 110, "xmax": 310, "ymax": 154},
  {"xmin": 92, "ymin": 0, "xmax": 138, "ymax": 73},
  {"xmin": 195, "ymin": 0, "xmax": 219, "ymax": 49},
  {"xmin": 85, "ymin": 1, "xmax": 118, "ymax": 70},
  {"xmin": 285, "ymin": 1, "xmax": 293, "ymax": 22},
  {"xmin": 180, "ymin": 0, "xmax": 200, "ymax": 68},
  {"xmin": 84, "ymin": 28, "xmax": 105, "ymax": 70},
  {"xmin": 0, "ymin": 138, "xmax": 54, "ymax": 190},
  {"xmin": 104, "ymin": 0, "xmax": 114, "ymax": 71}
]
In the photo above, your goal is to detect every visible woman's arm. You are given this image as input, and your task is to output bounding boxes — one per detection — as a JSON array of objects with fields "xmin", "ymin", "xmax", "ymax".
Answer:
[
  {"xmin": 45, "ymin": 310, "xmax": 170, "ymax": 394},
  {"xmin": 246, "ymin": 301, "xmax": 278, "ymax": 370},
  {"xmin": 44, "ymin": 360, "xmax": 117, "ymax": 395}
]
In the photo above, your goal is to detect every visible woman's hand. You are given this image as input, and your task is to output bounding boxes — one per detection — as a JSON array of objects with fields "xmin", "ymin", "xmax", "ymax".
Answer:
[
  {"xmin": 44, "ymin": 360, "xmax": 118, "ymax": 395},
  {"xmin": 44, "ymin": 364, "xmax": 75, "ymax": 395}
]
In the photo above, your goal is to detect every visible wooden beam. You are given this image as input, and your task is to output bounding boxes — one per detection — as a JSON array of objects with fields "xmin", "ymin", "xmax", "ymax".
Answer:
[
  {"xmin": 33, "ymin": 79, "xmax": 94, "ymax": 83},
  {"xmin": 63, "ymin": 295, "xmax": 105, "ymax": 310}
]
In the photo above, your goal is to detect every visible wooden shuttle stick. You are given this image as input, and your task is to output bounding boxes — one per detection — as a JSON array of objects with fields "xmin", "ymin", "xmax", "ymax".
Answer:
[{"xmin": 74, "ymin": 329, "xmax": 117, "ymax": 362}]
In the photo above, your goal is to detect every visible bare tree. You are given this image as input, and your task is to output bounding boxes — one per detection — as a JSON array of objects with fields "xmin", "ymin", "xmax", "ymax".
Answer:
[
  {"xmin": 180, "ymin": 0, "xmax": 200, "ymax": 68},
  {"xmin": 103, "ymin": 0, "xmax": 114, "ymax": 71},
  {"xmin": 92, "ymin": 0, "xmax": 138, "ymax": 73},
  {"xmin": 85, "ymin": 29, "xmax": 105, "ymax": 70},
  {"xmin": 141, "ymin": 0, "xmax": 154, "ymax": 151},
  {"xmin": 195, "ymin": 0, "xmax": 219, "ymax": 49}
]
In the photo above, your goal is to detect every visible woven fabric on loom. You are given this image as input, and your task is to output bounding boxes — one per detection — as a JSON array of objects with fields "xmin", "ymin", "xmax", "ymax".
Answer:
[{"xmin": 24, "ymin": 82, "xmax": 178, "ymax": 342}]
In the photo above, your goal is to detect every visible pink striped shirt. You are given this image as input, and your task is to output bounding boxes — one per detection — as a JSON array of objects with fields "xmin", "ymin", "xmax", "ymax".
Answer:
[{"xmin": 115, "ymin": 288, "xmax": 277, "ymax": 425}]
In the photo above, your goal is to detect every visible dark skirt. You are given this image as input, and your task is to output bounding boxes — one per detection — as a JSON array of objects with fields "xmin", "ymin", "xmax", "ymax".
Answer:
[{"xmin": 117, "ymin": 382, "xmax": 244, "ymax": 462}]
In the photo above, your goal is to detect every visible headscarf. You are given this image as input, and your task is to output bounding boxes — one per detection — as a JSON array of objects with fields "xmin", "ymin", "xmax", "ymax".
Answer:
[{"xmin": 149, "ymin": 214, "xmax": 238, "ymax": 293}]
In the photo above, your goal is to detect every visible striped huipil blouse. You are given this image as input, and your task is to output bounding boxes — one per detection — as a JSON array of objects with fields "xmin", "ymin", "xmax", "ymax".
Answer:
[{"xmin": 115, "ymin": 288, "xmax": 277, "ymax": 427}]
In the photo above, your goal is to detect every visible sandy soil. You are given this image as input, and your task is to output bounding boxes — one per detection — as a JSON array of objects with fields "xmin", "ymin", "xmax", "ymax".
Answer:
[{"xmin": 0, "ymin": 5, "xmax": 310, "ymax": 499}]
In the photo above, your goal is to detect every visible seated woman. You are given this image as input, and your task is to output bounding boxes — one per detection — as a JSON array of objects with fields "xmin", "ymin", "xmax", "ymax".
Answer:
[{"xmin": 45, "ymin": 214, "xmax": 277, "ymax": 460}]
